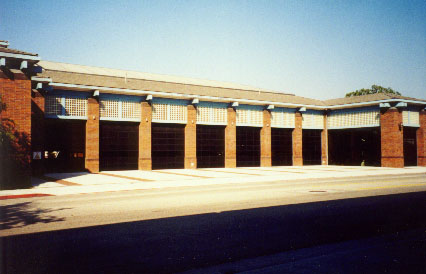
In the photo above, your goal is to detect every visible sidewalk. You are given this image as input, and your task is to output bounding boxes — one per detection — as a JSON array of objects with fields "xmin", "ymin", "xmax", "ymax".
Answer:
[{"xmin": 1, "ymin": 166, "xmax": 425, "ymax": 199}]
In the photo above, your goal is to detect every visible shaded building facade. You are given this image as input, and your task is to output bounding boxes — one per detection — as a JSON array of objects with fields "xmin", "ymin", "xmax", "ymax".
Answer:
[{"xmin": 1, "ymin": 41, "xmax": 425, "ymax": 176}]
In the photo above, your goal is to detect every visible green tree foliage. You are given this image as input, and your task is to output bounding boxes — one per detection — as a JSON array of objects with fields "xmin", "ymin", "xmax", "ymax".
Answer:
[
  {"xmin": 345, "ymin": 85, "xmax": 401, "ymax": 98},
  {"xmin": 0, "ymin": 95, "xmax": 31, "ymax": 189}
]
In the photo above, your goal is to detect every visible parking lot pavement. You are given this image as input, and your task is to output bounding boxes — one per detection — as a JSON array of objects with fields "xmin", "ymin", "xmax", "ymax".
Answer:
[{"xmin": 0, "ymin": 166, "xmax": 425, "ymax": 199}]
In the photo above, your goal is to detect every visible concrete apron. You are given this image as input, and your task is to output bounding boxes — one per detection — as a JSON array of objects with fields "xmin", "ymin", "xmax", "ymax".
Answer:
[{"xmin": 1, "ymin": 166, "xmax": 425, "ymax": 199}]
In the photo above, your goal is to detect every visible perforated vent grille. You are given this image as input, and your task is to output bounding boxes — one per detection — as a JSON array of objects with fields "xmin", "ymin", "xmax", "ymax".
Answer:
[
  {"xmin": 45, "ymin": 95, "xmax": 87, "ymax": 118},
  {"xmin": 403, "ymin": 111, "xmax": 409, "ymax": 124},
  {"xmin": 328, "ymin": 108, "xmax": 380, "ymax": 128},
  {"xmin": 100, "ymin": 99, "xmax": 119, "ymax": 119},
  {"xmin": 403, "ymin": 110, "xmax": 420, "ymax": 126},
  {"xmin": 196, "ymin": 105, "xmax": 227, "ymax": 125},
  {"xmin": 152, "ymin": 104, "xmax": 168, "ymax": 121},
  {"xmin": 152, "ymin": 103, "xmax": 187, "ymax": 123},
  {"xmin": 100, "ymin": 99, "xmax": 141, "ymax": 121},
  {"xmin": 122, "ymin": 100, "xmax": 141, "ymax": 119},
  {"xmin": 170, "ymin": 104, "xmax": 186, "ymax": 121},
  {"xmin": 271, "ymin": 109, "xmax": 295, "ymax": 128},
  {"xmin": 214, "ymin": 108, "xmax": 227, "ymax": 123},
  {"xmin": 236, "ymin": 107, "xmax": 263, "ymax": 127},
  {"xmin": 45, "ymin": 96, "xmax": 62, "ymax": 116},
  {"xmin": 302, "ymin": 112, "xmax": 324, "ymax": 129},
  {"xmin": 64, "ymin": 97, "xmax": 87, "ymax": 117}
]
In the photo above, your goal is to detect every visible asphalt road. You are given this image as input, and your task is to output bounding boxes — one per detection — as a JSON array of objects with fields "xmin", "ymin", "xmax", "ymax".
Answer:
[{"xmin": 1, "ymin": 174, "xmax": 426, "ymax": 273}]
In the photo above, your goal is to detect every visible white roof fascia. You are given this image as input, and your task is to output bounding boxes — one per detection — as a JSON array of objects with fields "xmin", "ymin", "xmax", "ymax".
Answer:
[
  {"xmin": 327, "ymin": 99, "xmax": 426, "ymax": 110},
  {"xmin": 48, "ymin": 82, "xmax": 426, "ymax": 110},
  {"xmin": 31, "ymin": 76, "xmax": 52, "ymax": 83},
  {"xmin": 0, "ymin": 52, "xmax": 40, "ymax": 61},
  {"xmin": 48, "ymin": 82, "xmax": 325, "ymax": 110}
]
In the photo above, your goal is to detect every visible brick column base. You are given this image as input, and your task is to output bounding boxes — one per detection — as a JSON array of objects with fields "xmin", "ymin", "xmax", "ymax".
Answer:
[
  {"xmin": 292, "ymin": 112, "xmax": 303, "ymax": 166},
  {"xmin": 321, "ymin": 113, "xmax": 328, "ymax": 165},
  {"xmin": 85, "ymin": 97, "xmax": 99, "ymax": 173},
  {"xmin": 417, "ymin": 110, "xmax": 426, "ymax": 166},
  {"xmin": 139, "ymin": 101, "xmax": 152, "ymax": 170},
  {"xmin": 185, "ymin": 105, "xmax": 197, "ymax": 169},
  {"xmin": 380, "ymin": 107, "xmax": 404, "ymax": 168},
  {"xmin": 261, "ymin": 109, "xmax": 272, "ymax": 167},
  {"xmin": 225, "ymin": 107, "xmax": 236, "ymax": 168}
]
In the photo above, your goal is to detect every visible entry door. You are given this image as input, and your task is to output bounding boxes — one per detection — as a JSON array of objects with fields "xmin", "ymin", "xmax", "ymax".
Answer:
[
  {"xmin": 100, "ymin": 122, "xmax": 139, "ymax": 171},
  {"xmin": 403, "ymin": 127, "xmax": 417, "ymax": 166},
  {"xmin": 45, "ymin": 119, "xmax": 85, "ymax": 173}
]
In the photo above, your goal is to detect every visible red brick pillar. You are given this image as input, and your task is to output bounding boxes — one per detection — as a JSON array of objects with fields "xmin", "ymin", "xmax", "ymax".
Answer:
[
  {"xmin": 321, "ymin": 113, "xmax": 328, "ymax": 165},
  {"xmin": 225, "ymin": 107, "xmax": 237, "ymax": 168},
  {"xmin": 380, "ymin": 107, "xmax": 404, "ymax": 168},
  {"xmin": 31, "ymin": 89, "xmax": 45, "ymax": 175},
  {"xmin": 85, "ymin": 97, "xmax": 99, "ymax": 172},
  {"xmin": 417, "ymin": 110, "xmax": 426, "ymax": 166},
  {"xmin": 185, "ymin": 104, "xmax": 197, "ymax": 169},
  {"xmin": 261, "ymin": 109, "xmax": 272, "ymax": 167},
  {"xmin": 139, "ymin": 101, "xmax": 152, "ymax": 170},
  {"xmin": 292, "ymin": 112, "xmax": 303, "ymax": 166}
]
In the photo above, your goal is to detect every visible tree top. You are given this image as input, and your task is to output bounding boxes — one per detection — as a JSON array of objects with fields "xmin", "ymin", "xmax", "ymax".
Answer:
[{"xmin": 345, "ymin": 85, "xmax": 401, "ymax": 98}]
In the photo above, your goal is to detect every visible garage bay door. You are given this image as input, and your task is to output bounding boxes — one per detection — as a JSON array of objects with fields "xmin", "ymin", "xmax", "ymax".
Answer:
[
  {"xmin": 196, "ymin": 125, "xmax": 225, "ymax": 168},
  {"xmin": 100, "ymin": 122, "xmax": 139, "ymax": 171},
  {"xmin": 152, "ymin": 124, "xmax": 185, "ymax": 169},
  {"xmin": 271, "ymin": 128, "xmax": 292, "ymax": 166},
  {"xmin": 236, "ymin": 126, "xmax": 260, "ymax": 167}
]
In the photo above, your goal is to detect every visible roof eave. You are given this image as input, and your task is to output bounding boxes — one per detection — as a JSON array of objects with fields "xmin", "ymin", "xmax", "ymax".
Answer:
[
  {"xmin": 47, "ymin": 82, "xmax": 326, "ymax": 110},
  {"xmin": 0, "ymin": 52, "xmax": 40, "ymax": 62},
  {"xmin": 325, "ymin": 99, "xmax": 426, "ymax": 110},
  {"xmin": 47, "ymin": 82, "xmax": 426, "ymax": 110}
]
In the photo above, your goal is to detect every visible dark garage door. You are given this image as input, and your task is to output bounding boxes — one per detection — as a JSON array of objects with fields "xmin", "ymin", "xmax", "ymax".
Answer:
[
  {"xmin": 302, "ymin": 129, "xmax": 322, "ymax": 165},
  {"xmin": 237, "ymin": 126, "xmax": 260, "ymax": 167},
  {"xmin": 100, "ymin": 122, "xmax": 139, "ymax": 171},
  {"xmin": 152, "ymin": 123, "xmax": 185, "ymax": 169},
  {"xmin": 45, "ymin": 119, "xmax": 85, "ymax": 173},
  {"xmin": 404, "ymin": 127, "xmax": 417, "ymax": 166},
  {"xmin": 271, "ymin": 128, "xmax": 292, "ymax": 166},
  {"xmin": 328, "ymin": 128, "xmax": 381, "ymax": 166},
  {"xmin": 197, "ymin": 125, "xmax": 225, "ymax": 168}
]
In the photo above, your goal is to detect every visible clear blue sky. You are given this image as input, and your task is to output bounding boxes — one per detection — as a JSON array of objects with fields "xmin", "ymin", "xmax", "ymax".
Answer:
[{"xmin": 1, "ymin": 0, "xmax": 425, "ymax": 100}]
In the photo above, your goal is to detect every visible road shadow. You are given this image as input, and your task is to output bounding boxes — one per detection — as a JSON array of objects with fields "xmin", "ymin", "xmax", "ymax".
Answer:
[
  {"xmin": 0, "ymin": 202, "xmax": 67, "ymax": 229},
  {"xmin": 2, "ymin": 192, "xmax": 426, "ymax": 274}
]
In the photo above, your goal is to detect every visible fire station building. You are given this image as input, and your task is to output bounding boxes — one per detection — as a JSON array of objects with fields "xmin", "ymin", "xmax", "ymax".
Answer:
[{"xmin": 1, "ymin": 41, "xmax": 425, "ymax": 175}]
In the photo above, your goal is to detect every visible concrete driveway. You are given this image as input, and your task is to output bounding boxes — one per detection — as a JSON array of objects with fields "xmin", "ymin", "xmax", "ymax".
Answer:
[{"xmin": 1, "ymin": 165, "xmax": 425, "ymax": 199}]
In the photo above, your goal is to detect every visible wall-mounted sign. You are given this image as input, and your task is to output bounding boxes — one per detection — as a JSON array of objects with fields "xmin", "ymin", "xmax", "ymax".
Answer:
[{"xmin": 33, "ymin": 151, "xmax": 42, "ymax": 160}]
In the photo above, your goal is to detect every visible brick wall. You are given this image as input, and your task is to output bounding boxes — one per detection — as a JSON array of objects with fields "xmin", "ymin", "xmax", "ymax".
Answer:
[
  {"xmin": 139, "ymin": 101, "xmax": 152, "ymax": 170},
  {"xmin": 0, "ymin": 72, "xmax": 32, "ymax": 135},
  {"xmin": 0, "ymin": 71, "xmax": 32, "ymax": 175},
  {"xmin": 417, "ymin": 110, "xmax": 426, "ymax": 166},
  {"xmin": 185, "ymin": 104, "xmax": 197, "ymax": 169},
  {"xmin": 321, "ymin": 113, "xmax": 328, "ymax": 165},
  {"xmin": 85, "ymin": 97, "xmax": 99, "ymax": 172},
  {"xmin": 31, "ymin": 90, "xmax": 45, "ymax": 175},
  {"xmin": 225, "ymin": 107, "xmax": 237, "ymax": 168},
  {"xmin": 292, "ymin": 112, "xmax": 303, "ymax": 166},
  {"xmin": 260, "ymin": 109, "xmax": 272, "ymax": 167},
  {"xmin": 380, "ymin": 107, "xmax": 404, "ymax": 168}
]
